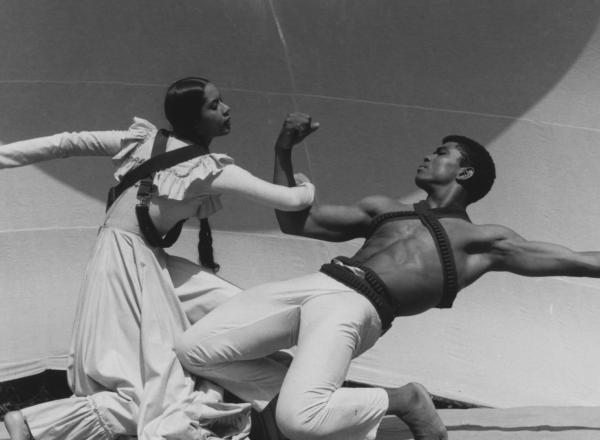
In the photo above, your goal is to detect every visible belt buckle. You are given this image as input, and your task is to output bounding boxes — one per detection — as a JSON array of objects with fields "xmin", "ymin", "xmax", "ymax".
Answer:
[{"xmin": 332, "ymin": 259, "xmax": 366, "ymax": 279}]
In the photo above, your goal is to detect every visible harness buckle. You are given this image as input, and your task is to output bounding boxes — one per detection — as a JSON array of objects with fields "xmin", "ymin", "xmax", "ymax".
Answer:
[{"xmin": 136, "ymin": 180, "xmax": 156, "ymax": 206}]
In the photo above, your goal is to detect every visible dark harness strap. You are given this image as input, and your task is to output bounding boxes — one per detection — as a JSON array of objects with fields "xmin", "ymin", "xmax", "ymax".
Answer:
[
  {"xmin": 320, "ymin": 256, "xmax": 395, "ymax": 334},
  {"xmin": 367, "ymin": 200, "xmax": 470, "ymax": 309},
  {"xmin": 105, "ymin": 129, "xmax": 208, "ymax": 248}
]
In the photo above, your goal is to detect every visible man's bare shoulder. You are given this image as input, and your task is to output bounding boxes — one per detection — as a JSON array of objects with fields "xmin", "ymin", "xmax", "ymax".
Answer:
[
  {"xmin": 355, "ymin": 195, "xmax": 410, "ymax": 216},
  {"xmin": 460, "ymin": 222, "xmax": 523, "ymax": 246}
]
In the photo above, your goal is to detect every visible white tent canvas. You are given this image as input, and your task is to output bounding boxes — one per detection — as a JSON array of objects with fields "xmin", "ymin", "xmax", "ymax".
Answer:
[{"xmin": 1, "ymin": 0, "xmax": 600, "ymax": 410}]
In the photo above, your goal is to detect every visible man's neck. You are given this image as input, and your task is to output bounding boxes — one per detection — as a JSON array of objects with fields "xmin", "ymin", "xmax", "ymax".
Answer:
[{"xmin": 424, "ymin": 186, "xmax": 468, "ymax": 210}]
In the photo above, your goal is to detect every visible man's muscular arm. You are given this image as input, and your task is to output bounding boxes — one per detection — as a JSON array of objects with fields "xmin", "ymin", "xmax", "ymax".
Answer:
[
  {"xmin": 279, "ymin": 195, "xmax": 390, "ymax": 242},
  {"xmin": 484, "ymin": 225, "xmax": 600, "ymax": 277},
  {"xmin": 273, "ymin": 112, "xmax": 385, "ymax": 242}
]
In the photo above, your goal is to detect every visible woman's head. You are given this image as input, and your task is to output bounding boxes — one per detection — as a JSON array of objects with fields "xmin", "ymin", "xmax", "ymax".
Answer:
[{"xmin": 164, "ymin": 77, "xmax": 231, "ymax": 143}]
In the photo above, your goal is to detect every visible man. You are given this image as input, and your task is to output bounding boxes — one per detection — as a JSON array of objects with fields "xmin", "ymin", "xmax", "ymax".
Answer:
[{"xmin": 175, "ymin": 113, "xmax": 598, "ymax": 440}]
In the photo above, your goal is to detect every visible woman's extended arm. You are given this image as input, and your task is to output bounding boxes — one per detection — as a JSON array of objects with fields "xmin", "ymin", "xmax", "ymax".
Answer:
[
  {"xmin": 209, "ymin": 164, "xmax": 315, "ymax": 211},
  {"xmin": 0, "ymin": 130, "xmax": 127, "ymax": 168}
]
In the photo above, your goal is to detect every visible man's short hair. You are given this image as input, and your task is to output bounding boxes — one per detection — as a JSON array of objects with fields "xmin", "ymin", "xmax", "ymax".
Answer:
[{"xmin": 443, "ymin": 135, "xmax": 496, "ymax": 204}]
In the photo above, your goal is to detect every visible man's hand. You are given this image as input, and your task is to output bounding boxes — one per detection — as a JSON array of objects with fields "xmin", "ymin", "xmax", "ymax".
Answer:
[{"xmin": 275, "ymin": 112, "xmax": 320, "ymax": 150}]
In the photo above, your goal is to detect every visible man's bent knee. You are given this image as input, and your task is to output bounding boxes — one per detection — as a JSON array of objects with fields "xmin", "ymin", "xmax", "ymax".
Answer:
[
  {"xmin": 173, "ymin": 333, "xmax": 212, "ymax": 372},
  {"xmin": 275, "ymin": 398, "xmax": 324, "ymax": 440},
  {"xmin": 276, "ymin": 418, "xmax": 320, "ymax": 440}
]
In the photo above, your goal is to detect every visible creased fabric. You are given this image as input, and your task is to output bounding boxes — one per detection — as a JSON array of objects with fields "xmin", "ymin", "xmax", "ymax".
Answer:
[{"xmin": 18, "ymin": 120, "xmax": 251, "ymax": 440}]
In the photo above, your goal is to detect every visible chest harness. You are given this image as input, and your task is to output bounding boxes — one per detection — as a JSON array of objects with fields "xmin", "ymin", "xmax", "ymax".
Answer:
[
  {"xmin": 106, "ymin": 129, "xmax": 208, "ymax": 248},
  {"xmin": 320, "ymin": 200, "xmax": 471, "ymax": 334}
]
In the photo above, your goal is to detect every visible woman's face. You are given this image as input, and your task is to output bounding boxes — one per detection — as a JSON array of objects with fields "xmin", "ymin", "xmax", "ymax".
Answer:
[{"xmin": 196, "ymin": 83, "xmax": 231, "ymax": 137}]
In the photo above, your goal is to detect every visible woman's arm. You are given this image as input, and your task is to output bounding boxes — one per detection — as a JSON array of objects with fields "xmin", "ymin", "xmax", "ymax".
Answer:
[
  {"xmin": 209, "ymin": 164, "xmax": 315, "ymax": 211},
  {"xmin": 214, "ymin": 154, "xmax": 382, "ymax": 240},
  {"xmin": 0, "ymin": 130, "xmax": 127, "ymax": 168}
]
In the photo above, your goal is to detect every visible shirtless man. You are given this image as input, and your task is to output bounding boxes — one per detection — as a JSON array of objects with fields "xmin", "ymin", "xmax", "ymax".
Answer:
[{"xmin": 175, "ymin": 113, "xmax": 598, "ymax": 440}]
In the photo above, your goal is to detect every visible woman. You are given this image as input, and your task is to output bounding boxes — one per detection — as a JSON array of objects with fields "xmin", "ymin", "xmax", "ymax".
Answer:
[{"xmin": 1, "ymin": 77, "xmax": 315, "ymax": 440}]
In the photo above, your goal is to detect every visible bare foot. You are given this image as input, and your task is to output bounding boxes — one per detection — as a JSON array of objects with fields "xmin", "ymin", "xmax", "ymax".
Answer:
[
  {"xmin": 386, "ymin": 383, "xmax": 447, "ymax": 440},
  {"xmin": 4, "ymin": 411, "xmax": 34, "ymax": 440}
]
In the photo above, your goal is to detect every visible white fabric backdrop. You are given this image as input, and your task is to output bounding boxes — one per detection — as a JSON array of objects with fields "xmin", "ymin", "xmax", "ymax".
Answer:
[{"xmin": 2, "ymin": 0, "xmax": 600, "ymax": 407}]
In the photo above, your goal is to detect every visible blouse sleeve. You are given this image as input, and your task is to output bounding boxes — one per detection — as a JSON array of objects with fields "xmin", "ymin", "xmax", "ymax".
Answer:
[
  {"xmin": 0, "ymin": 117, "xmax": 155, "ymax": 169},
  {"xmin": 151, "ymin": 153, "xmax": 314, "ymax": 211},
  {"xmin": 207, "ymin": 163, "xmax": 315, "ymax": 211},
  {"xmin": 153, "ymin": 153, "xmax": 235, "ymax": 200},
  {"xmin": 0, "ymin": 130, "xmax": 128, "ymax": 168},
  {"xmin": 111, "ymin": 117, "xmax": 157, "ymax": 162}
]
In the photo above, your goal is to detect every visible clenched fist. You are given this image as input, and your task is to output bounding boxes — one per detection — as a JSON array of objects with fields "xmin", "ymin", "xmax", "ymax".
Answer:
[{"xmin": 276, "ymin": 112, "xmax": 320, "ymax": 150}]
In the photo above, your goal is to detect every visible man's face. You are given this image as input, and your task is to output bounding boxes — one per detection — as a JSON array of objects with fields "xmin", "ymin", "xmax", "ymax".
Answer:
[{"xmin": 415, "ymin": 142, "xmax": 466, "ymax": 187}]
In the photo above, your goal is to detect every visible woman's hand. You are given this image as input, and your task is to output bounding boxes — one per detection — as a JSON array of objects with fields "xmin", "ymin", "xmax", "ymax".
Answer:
[{"xmin": 294, "ymin": 172, "xmax": 312, "ymax": 186}]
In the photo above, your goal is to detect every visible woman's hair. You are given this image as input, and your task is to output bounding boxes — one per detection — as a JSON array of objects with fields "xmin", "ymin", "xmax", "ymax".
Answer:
[
  {"xmin": 164, "ymin": 76, "xmax": 211, "ymax": 141},
  {"xmin": 443, "ymin": 135, "xmax": 496, "ymax": 204},
  {"xmin": 165, "ymin": 77, "xmax": 220, "ymax": 272}
]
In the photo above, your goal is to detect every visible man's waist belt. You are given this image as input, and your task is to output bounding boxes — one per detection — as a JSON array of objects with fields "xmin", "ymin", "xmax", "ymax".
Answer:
[{"xmin": 319, "ymin": 256, "xmax": 394, "ymax": 334}]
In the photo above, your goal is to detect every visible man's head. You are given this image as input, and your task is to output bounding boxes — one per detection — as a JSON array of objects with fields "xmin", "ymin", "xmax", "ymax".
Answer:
[
  {"xmin": 415, "ymin": 135, "xmax": 495, "ymax": 204},
  {"xmin": 446, "ymin": 135, "xmax": 496, "ymax": 204}
]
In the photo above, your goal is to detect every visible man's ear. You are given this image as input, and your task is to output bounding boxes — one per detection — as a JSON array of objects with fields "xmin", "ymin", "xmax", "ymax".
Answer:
[{"xmin": 457, "ymin": 167, "xmax": 474, "ymax": 181}]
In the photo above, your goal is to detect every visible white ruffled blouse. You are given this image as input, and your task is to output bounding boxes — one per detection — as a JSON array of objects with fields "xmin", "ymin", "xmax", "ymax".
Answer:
[
  {"xmin": 0, "ymin": 117, "xmax": 315, "ymax": 219},
  {"xmin": 112, "ymin": 118, "xmax": 231, "ymax": 218},
  {"xmin": 0, "ymin": 117, "xmax": 233, "ymax": 219}
]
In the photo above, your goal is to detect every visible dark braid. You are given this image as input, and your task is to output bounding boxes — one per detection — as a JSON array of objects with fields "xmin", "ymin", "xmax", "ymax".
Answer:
[
  {"xmin": 164, "ymin": 77, "xmax": 221, "ymax": 272},
  {"xmin": 198, "ymin": 218, "xmax": 219, "ymax": 272}
]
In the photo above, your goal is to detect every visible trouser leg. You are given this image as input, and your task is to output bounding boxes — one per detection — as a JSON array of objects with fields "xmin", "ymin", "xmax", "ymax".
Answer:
[
  {"xmin": 275, "ymin": 291, "xmax": 388, "ymax": 440},
  {"xmin": 175, "ymin": 276, "xmax": 304, "ymax": 410},
  {"xmin": 175, "ymin": 271, "xmax": 389, "ymax": 440}
]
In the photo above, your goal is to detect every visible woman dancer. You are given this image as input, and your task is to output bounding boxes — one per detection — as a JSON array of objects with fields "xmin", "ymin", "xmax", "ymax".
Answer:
[{"xmin": 1, "ymin": 77, "xmax": 315, "ymax": 440}]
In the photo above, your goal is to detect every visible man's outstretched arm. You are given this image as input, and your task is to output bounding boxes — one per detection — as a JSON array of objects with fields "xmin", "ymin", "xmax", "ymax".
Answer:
[
  {"xmin": 273, "ymin": 113, "xmax": 384, "ymax": 242},
  {"xmin": 485, "ymin": 225, "xmax": 600, "ymax": 277}
]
